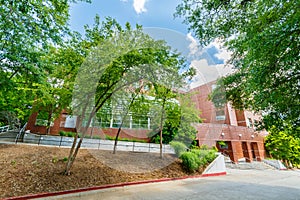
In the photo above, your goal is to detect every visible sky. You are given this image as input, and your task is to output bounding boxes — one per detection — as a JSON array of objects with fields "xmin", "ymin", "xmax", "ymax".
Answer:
[{"xmin": 69, "ymin": 0, "xmax": 232, "ymax": 88}]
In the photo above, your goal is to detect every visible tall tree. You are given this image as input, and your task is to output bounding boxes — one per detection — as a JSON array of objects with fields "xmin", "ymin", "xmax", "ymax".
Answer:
[
  {"xmin": 0, "ymin": 0, "xmax": 90, "ymax": 123},
  {"xmin": 175, "ymin": 0, "xmax": 300, "ymax": 130},
  {"xmin": 265, "ymin": 126, "xmax": 300, "ymax": 167},
  {"xmin": 64, "ymin": 22, "xmax": 193, "ymax": 174}
]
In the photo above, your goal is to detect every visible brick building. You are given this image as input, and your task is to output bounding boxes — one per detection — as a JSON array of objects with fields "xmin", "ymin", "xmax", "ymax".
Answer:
[
  {"xmin": 26, "ymin": 81, "xmax": 267, "ymax": 163},
  {"xmin": 189, "ymin": 81, "xmax": 267, "ymax": 163}
]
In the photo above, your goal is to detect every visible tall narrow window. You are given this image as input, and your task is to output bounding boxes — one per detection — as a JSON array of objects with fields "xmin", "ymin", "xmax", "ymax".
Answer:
[{"xmin": 216, "ymin": 109, "xmax": 225, "ymax": 121}]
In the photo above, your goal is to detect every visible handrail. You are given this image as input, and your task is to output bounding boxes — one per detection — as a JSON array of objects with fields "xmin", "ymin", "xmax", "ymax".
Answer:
[{"xmin": 15, "ymin": 122, "xmax": 27, "ymax": 143}]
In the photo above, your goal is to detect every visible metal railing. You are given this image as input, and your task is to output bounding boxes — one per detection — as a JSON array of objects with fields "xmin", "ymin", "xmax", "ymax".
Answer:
[
  {"xmin": 8, "ymin": 133, "xmax": 175, "ymax": 154},
  {"xmin": 0, "ymin": 125, "xmax": 10, "ymax": 133},
  {"xmin": 15, "ymin": 123, "xmax": 27, "ymax": 143}
]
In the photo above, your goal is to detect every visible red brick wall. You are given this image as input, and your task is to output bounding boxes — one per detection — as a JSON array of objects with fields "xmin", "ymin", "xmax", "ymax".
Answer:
[
  {"xmin": 80, "ymin": 127, "xmax": 151, "ymax": 142},
  {"xmin": 194, "ymin": 123, "xmax": 265, "ymax": 163}
]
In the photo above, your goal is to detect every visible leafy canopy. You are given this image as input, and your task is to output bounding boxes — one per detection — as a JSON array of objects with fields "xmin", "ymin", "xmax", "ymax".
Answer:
[
  {"xmin": 0, "ymin": 0, "xmax": 90, "ymax": 123},
  {"xmin": 176, "ymin": 0, "xmax": 300, "ymax": 130}
]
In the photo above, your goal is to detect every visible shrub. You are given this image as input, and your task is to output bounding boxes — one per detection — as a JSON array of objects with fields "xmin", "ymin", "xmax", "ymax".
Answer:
[
  {"xmin": 59, "ymin": 131, "xmax": 66, "ymax": 136},
  {"xmin": 67, "ymin": 132, "xmax": 74, "ymax": 137},
  {"xmin": 59, "ymin": 131, "xmax": 80, "ymax": 138},
  {"xmin": 205, "ymin": 150, "xmax": 217, "ymax": 163},
  {"xmin": 170, "ymin": 141, "xmax": 188, "ymax": 157},
  {"xmin": 180, "ymin": 152, "xmax": 200, "ymax": 172},
  {"xmin": 190, "ymin": 149, "xmax": 217, "ymax": 167}
]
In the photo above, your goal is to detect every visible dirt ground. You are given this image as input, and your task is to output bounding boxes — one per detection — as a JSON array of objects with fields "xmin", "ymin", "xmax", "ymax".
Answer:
[{"xmin": 0, "ymin": 144, "xmax": 203, "ymax": 198}]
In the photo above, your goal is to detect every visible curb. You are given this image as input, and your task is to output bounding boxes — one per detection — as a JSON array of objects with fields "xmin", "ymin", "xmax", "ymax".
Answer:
[{"xmin": 3, "ymin": 172, "xmax": 226, "ymax": 200}]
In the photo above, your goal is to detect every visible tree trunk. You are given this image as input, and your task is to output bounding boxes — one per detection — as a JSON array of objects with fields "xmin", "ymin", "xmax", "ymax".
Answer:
[
  {"xmin": 113, "ymin": 125, "xmax": 122, "ymax": 154},
  {"xmin": 64, "ymin": 107, "xmax": 94, "ymax": 175},
  {"xmin": 64, "ymin": 136, "xmax": 84, "ymax": 175},
  {"xmin": 113, "ymin": 89, "xmax": 141, "ymax": 154},
  {"xmin": 159, "ymin": 99, "xmax": 166, "ymax": 159},
  {"xmin": 46, "ymin": 109, "xmax": 52, "ymax": 135}
]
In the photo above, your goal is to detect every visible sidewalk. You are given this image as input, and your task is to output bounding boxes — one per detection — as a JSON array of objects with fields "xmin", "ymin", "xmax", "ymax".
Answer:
[{"xmin": 36, "ymin": 169, "xmax": 300, "ymax": 200}]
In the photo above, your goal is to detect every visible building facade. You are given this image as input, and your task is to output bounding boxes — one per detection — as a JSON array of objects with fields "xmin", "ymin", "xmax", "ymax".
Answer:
[
  {"xmin": 189, "ymin": 81, "xmax": 267, "ymax": 163},
  {"xmin": 26, "ymin": 81, "xmax": 267, "ymax": 163}
]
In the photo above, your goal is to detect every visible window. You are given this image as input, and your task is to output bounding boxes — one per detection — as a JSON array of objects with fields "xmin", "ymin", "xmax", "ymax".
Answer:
[
  {"xmin": 247, "ymin": 118, "xmax": 253, "ymax": 128},
  {"xmin": 216, "ymin": 109, "xmax": 225, "ymax": 121}
]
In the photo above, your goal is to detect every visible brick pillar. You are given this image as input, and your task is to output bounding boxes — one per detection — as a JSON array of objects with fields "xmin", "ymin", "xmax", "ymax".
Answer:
[
  {"xmin": 244, "ymin": 142, "xmax": 253, "ymax": 162},
  {"xmin": 50, "ymin": 116, "xmax": 61, "ymax": 135},
  {"xmin": 230, "ymin": 141, "xmax": 242, "ymax": 163},
  {"xmin": 255, "ymin": 142, "xmax": 265, "ymax": 161}
]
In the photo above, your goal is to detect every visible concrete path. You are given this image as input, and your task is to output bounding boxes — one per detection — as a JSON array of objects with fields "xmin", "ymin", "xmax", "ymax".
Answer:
[{"xmin": 39, "ymin": 169, "xmax": 300, "ymax": 200}]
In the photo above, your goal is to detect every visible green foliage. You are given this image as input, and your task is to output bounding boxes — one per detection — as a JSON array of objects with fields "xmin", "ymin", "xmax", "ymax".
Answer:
[
  {"xmin": 59, "ymin": 131, "xmax": 77, "ymax": 138},
  {"xmin": 191, "ymin": 148, "xmax": 217, "ymax": 164},
  {"xmin": 0, "ymin": 0, "xmax": 91, "ymax": 123},
  {"xmin": 180, "ymin": 152, "xmax": 200, "ymax": 172},
  {"xmin": 176, "ymin": 0, "xmax": 300, "ymax": 130},
  {"xmin": 170, "ymin": 141, "xmax": 188, "ymax": 157},
  {"xmin": 180, "ymin": 148, "xmax": 217, "ymax": 172},
  {"xmin": 150, "ymin": 92, "xmax": 201, "ymax": 145},
  {"xmin": 265, "ymin": 126, "xmax": 300, "ymax": 167},
  {"xmin": 105, "ymin": 135, "xmax": 146, "ymax": 143}
]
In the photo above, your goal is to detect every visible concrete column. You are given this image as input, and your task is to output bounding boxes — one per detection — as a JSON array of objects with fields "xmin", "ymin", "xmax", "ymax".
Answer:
[
  {"xmin": 130, "ymin": 115, "xmax": 132, "ymax": 129},
  {"xmin": 148, "ymin": 117, "xmax": 150, "ymax": 130},
  {"xmin": 110, "ymin": 115, "xmax": 113, "ymax": 128},
  {"xmin": 227, "ymin": 103, "xmax": 238, "ymax": 126}
]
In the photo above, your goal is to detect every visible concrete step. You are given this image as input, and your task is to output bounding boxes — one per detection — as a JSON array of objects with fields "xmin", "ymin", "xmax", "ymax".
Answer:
[{"xmin": 225, "ymin": 161, "xmax": 276, "ymax": 170}]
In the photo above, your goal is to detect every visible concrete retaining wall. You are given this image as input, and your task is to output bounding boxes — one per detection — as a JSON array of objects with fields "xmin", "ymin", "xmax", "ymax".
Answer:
[{"xmin": 202, "ymin": 154, "xmax": 227, "ymax": 176}]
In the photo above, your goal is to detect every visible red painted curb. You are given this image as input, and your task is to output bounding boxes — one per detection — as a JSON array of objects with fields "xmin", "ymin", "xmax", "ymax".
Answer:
[
  {"xmin": 3, "ymin": 172, "xmax": 226, "ymax": 200},
  {"xmin": 201, "ymin": 172, "xmax": 227, "ymax": 177}
]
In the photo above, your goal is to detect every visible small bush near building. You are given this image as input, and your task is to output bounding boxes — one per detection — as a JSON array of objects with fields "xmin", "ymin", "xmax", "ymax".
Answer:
[
  {"xmin": 59, "ymin": 131, "xmax": 78, "ymax": 138},
  {"xmin": 179, "ymin": 146, "xmax": 217, "ymax": 173},
  {"xmin": 170, "ymin": 141, "xmax": 188, "ymax": 157},
  {"xmin": 180, "ymin": 151, "xmax": 200, "ymax": 172}
]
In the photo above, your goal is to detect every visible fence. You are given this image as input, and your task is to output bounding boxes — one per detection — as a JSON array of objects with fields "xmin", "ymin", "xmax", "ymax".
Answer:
[
  {"xmin": 4, "ymin": 133, "xmax": 175, "ymax": 154},
  {"xmin": 0, "ymin": 125, "xmax": 10, "ymax": 133}
]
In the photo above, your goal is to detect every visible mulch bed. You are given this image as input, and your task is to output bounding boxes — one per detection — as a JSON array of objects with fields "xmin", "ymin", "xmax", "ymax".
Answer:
[{"xmin": 0, "ymin": 144, "xmax": 202, "ymax": 198}]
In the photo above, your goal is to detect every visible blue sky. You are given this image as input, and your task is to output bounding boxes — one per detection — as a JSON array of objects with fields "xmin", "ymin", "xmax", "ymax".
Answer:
[
  {"xmin": 69, "ymin": 0, "xmax": 186, "ymax": 35},
  {"xmin": 69, "ymin": 0, "xmax": 232, "ymax": 88}
]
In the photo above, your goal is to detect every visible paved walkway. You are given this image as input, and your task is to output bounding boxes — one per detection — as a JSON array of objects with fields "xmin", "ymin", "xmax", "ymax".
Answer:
[{"xmin": 39, "ymin": 169, "xmax": 300, "ymax": 200}]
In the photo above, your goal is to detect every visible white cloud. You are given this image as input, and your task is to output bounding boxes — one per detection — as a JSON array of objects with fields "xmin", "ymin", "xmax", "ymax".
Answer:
[
  {"xmin": 133, "ymin": 0, "xmax": 148, "ymax": 14},
  {"xmin": 207, "ymin": 40, "xmax": 232, "ymax": 63},
  {"xmin": 189, "ymin": 59, "xmax": 233, "ymax": 89},
  {"xmin": 185, "ymin": 35, "xmax": 234, "ymax": 89},
  {"xmin": 186, "ymin": 33, "xmax": 199, "ymax": 56}
]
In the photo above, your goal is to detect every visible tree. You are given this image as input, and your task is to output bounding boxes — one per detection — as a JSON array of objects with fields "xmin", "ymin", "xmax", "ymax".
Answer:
[
  {"xmin": 265, "ymin": 126, "xmax": 300, "ymax": 167},
  {"xmin": 150, "ymin": 91, "xmax": 201, "ymax": 149},
  {"xmin": 0, "ymin": 0, "xmax": 90, "ymax": 123},
  {"xmin": 175, "ymin": 0, "xmax": 300, "ymax": 131},
  {"xmin": 151, "ymin": 85, "xmax": 177, "ymax": 158},
  {"xmin": 174, "ymin": 93, "xmax": 202, "ymax": 145},
  {"xmin": 112, "ymin": 85, "xmax": 144, "ymax": 154},
  {"xmin": 64, "ymin": 22, "xmax": 194, "ymax": 174}
]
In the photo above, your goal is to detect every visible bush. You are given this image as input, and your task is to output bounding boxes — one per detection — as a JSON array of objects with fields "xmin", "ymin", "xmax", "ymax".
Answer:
[
  {"xmin": 180, "ymin": 152, "xmax": 200, "ymax": 172},
  {"xmin": 67, "ymin": 132, "xmax": 74, "ymax": 137},
  {"xmin": 189, "ymin": 149, "xmax": 217, "ymax": 167},
  {"xmin": 59, "ymin": 131, "xmax": 78, "ymax": 138},
  {"xmin": 59, "ymin": 131, "xmax": 66, "ymax": 136},
  {"xmin": 170, "ymin": 141, "xmax": 188, "ymax": 157}
]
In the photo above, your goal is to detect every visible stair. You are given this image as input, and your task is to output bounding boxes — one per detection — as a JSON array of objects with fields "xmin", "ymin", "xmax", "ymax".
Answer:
[{"xmin": 225, "ymin": 160, "xmax": 276, "ymax": 170}]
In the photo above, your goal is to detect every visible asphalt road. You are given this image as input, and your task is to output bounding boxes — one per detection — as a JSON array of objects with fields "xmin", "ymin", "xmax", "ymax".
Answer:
[{"xmin": 41, "ymin": 168, "xmax": 300, "ymax": 200}]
